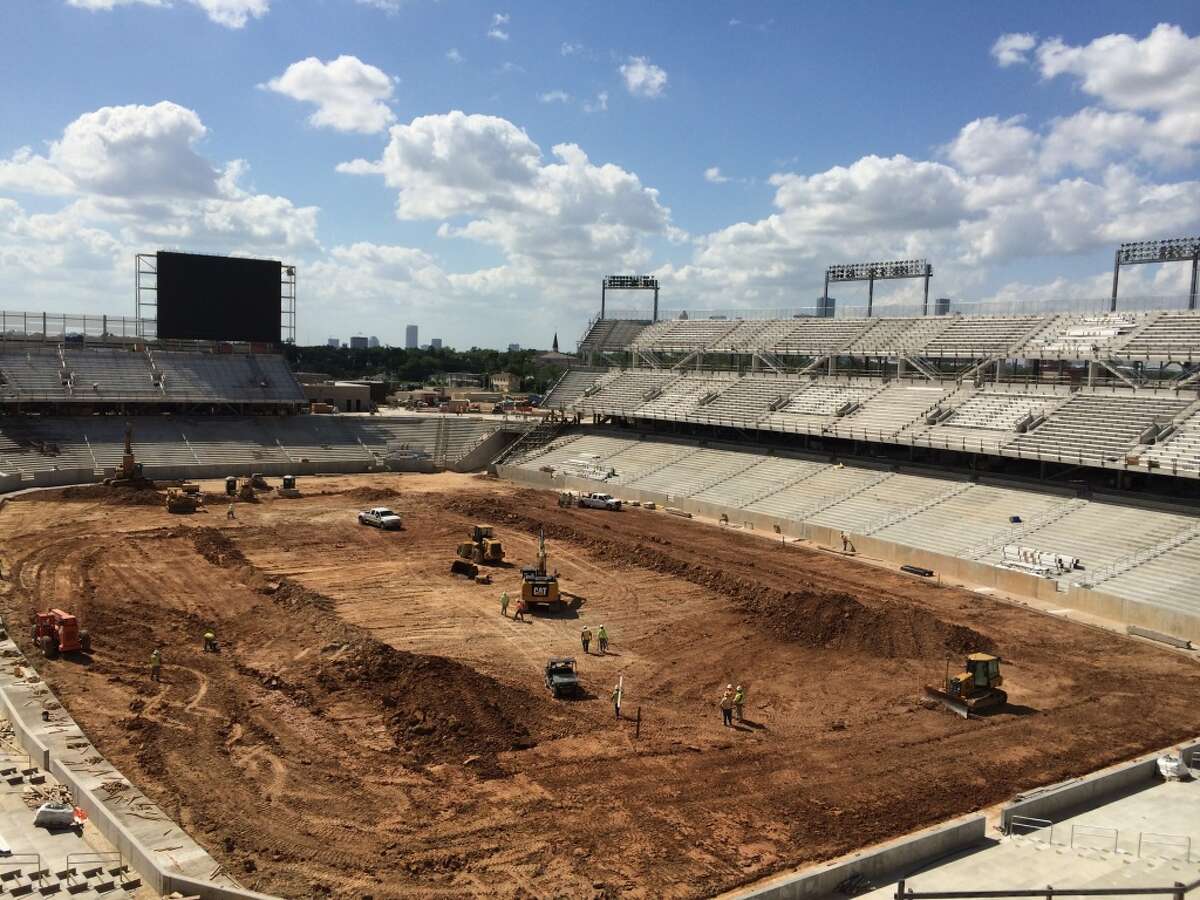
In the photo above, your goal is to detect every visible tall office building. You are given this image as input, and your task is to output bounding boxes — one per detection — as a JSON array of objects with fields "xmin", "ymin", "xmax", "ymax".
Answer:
[
  {"xmin": 349, "ymin": 335, "xmax": 368, "ymax": 350},
  {"xmin": 405, "ymin": 325, "xmax": 418, "ymax": 349},
  {"xmin": 430, "ymin": 338, "xmax": 442, "ymax": 350},
  {"xmin": 816, "ymin": 295, "xmax": 837, "ymax": 318},
  {"xmin": 934, "ymin": 297, "xmax": 952, "ymax": 316}
]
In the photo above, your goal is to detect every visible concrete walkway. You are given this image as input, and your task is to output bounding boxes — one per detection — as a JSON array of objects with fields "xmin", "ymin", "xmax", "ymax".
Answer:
[
  {"xmin": 0, "ymin": 721, "xmax": 151, "ymax": 898},
  {"xmin": 858, "ymin": 779, "xmax": 1200, "ymax": 900}
]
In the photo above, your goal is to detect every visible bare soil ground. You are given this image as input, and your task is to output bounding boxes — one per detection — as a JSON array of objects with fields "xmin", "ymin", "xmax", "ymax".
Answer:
[{"xmin": 0, "ymin": 472, "xmax": 1197, "ymax": 899}]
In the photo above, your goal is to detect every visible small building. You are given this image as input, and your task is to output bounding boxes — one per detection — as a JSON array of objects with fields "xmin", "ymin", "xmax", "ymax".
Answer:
[
  {"xmin": 349, "ymin": 336, "xmax": 369, "ymax": 350},
  {"xmin": 490, "ymin": 371, "xmax": 518, "ymax": 392},
  {"xmin": 302, "ymin": 380, "xmax": 373, "ymax": 413},
  {"xmin": 430, "ymin": 338, "xmax": 443, "ymax": 349}
]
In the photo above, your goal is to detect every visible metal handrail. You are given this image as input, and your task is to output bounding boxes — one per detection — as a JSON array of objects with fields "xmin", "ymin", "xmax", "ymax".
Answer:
[{"xmin": 896, "ymin": 877, "xmax": 1199, "ymax": 900}]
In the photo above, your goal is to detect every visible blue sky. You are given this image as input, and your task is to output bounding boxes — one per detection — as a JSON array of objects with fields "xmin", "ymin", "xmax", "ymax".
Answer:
[{"xmin": 1, "ymin": 1, "xmax": 1199, "ymax": 347}]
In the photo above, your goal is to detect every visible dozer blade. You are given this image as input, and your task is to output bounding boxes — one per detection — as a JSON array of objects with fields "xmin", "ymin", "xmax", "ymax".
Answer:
[
  {"xmin": 450, "ymin": 558, "xmax": 479, "ymax": 579},
  {"xmin": 923, "ymin": 685, "xmax": 970, "ymax": 719}
]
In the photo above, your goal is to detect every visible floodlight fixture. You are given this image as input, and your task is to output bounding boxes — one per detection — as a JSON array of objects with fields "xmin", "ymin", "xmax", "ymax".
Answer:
[
  {"xmin": 824, "ymin": 258, "xmax": 933, "ymax": 316},
  {"xmin": 601, "ymin": 274, "xmax": 661, "ymax": 321},
  {"xmin": 1111, "ymin": 237, "xmax": 1200, "ymax": 311}
]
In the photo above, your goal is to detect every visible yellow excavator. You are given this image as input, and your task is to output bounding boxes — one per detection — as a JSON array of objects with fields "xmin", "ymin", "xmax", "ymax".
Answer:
[
  {"xmin": 924, "ymin": 653, "xmax": 1007, "ymax": 718},
  {"xmin": 521, "ymin": 527, "xmax": 561, "ymax": 609}
]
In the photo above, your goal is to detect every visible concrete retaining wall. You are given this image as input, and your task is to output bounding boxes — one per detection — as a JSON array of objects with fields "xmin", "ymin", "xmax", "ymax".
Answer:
[
  {"xmin": 1000, "ymin": 737, "xmax": 1200, "ymax": 830},
  {"xmin": 0, "ymin": 640, "xmax": 277, "ymax": 899},
  {"xmin": 495, "ymin": 465, "xmax": 1200, "ymax": 644},
  {"xmin": 733, "ymin": 814, "xmax": 986, "ymax": 899}
]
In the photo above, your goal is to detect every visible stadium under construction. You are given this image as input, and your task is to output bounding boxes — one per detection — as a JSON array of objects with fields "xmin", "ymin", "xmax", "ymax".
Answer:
[{"xmin": 0, "ymin": 248, "xmax": 1196, "ymax": 899}]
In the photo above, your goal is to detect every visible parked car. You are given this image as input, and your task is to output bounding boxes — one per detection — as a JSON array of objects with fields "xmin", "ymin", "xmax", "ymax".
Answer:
[
  {"xmin": 358, "ymin": 507, "xmax": 402, "ymax": 529},
  {"xmin": 579, "ymin": 492, "xmax": 622, "ymax": 511}
]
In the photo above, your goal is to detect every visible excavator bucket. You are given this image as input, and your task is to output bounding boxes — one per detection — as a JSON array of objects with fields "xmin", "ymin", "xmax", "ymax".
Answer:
[{"xmin": 923, "ymin": 685, "xmax": 970, "ymax": 718}]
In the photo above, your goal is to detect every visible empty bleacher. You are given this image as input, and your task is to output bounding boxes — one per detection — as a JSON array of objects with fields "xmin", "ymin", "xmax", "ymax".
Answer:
[
  {"xmin": 64, "ymin": 348, "xmax": 161, "ymax": 400},
  {"xmin": 919, "ymin": 315, "xmax": 1045, "ymax": 358},
  {"xmin": 632, "ymin": 318, "xmax": 737, "ymax": 351},
  {"xmin": 578, "ymin": 318, "xmax": 649, "ymax": 356},
  {"xmin": 1020, "ymin": 312, "xmax": 1141, "ymax": 357},
  {"xmin": 0, "ymin": 348, "xmax": 69, "ymax": 398},
  {"xmin": 760, "ymin": 382, "xmax": 880, "ymax": 429},
  {"xmin": 744, "ymin": 464, "xmax": 886, "ymax": 519},
  {"xmin": 1008, "ymin": 391, "xmax": 1189, "ymax": 463},
  {"xmin": 1116, "ymin": 311, "xmax": 1200, "ymax": 359},
  {"xmin": 829, "ymin": 382, "xmax": 950, "ymax": 439},
  {"xmin": 1140, "ymin": 416, "xmax": 1200, "ymax": 475},
  {"xmin": 542, "ymin": 370, "xmax": 606, "ymax": 409},
  {"xmin": 845, "ymin": 317, "xmax": 954, "ymax": 355},
  {"xmin": 574, "ymin": 370, "xmax": 678, "ymax": 416},
  {"xmin": 692, "ymin": 375, "xmax": 801, "ymax": 426},
  {"xmin": 810, "ymin": 472, "xmax": 968, "ymax": 534},
  {"xmin": 634, "ymin": 373, "xmax": 738, "ymax": 419},
  {"xmin": 765, "ymin": 318, "xmax": 873, "ymax": 356},
  {"xmin": 688, "ymin": 455, "xmax": 825, "ymax": 508}
]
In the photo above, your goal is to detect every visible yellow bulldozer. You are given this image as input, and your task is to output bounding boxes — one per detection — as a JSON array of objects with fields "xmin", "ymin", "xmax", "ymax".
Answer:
[
  {"xmin": 451, "ymin": 525, "xmax": 505, "ymax": 578},
  {"xmin": 165, "ymin": 488, "xmax": 201, "ymax": 514},
  {"xmin": 924, "ymin": 652, "xmax": 1007, "ymax": 718}
]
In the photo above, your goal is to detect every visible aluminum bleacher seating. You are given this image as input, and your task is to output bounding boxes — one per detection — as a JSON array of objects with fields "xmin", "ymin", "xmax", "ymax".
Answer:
[
  {"xmin": 828, "ymin": 382, "xmax": 950, "ymax": 439},
  {"xmin": 759, "ymin": 382, "xmax": 880, "ymax": 430},
  {"xmin": 634, "ymin": 373, "xmax": 738, "ymax": 419},
  {"xmin": 578, "ymin": 318, "xmax": 649, "ymax": 356},
  {"xmin": 1008, "ymin": 391, "xmax": 1189, "ymax": 463},
  {"xmin": 693, "ymin": 375, "xmax": 801, "ymax": 426},
  {"xmin": 64, "ymin": 348, "xmax": 160, "ymax": 400},
  {"xmin": 0, "ymin": 348, "xmax": 69, "ymax": 399},
  {"xmin": 918, "ymin": 315, "xmax": 1045, "ymax": 358},
  {"xmin": 844, "ymin": 317, "xmax": 954, "ymax": 355},
  {"xmin": 542, "ymin": 370, "xmax": 606, "ymax": 410},
  {"xmin": 1140, "ymin": 415, "xmax": 1200, "ymax": 475},
  {"xmin": 1019, "ymin": 312, "xmax": 1141, "ymax": 358},
  {"xmin": 764, "ymin": 318, "xmax": 873, "ymax": 356},
  {"xmin": 633, "ymin": 318, "xmax": 737, "ymax": 351},
  {"xmin": 574, "ymin": 370, "xmax": 678, "ymax": 416},
  {"xmin": 1116, "ymin": 311, "xmax": 1200, "ymax": 360}
]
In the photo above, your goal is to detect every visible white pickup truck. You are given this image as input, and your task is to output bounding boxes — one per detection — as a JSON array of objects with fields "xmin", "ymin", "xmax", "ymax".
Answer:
[
  {"xmin": 358, "ymin": 507, "xmax": 403, "ymax": 530},
  {"xmin": 579, "ymin": 492, "xmax": 622, "ymax": 511}
]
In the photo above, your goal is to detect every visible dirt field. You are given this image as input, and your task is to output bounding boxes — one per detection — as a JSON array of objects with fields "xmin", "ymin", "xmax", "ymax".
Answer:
[{"xmin": 0, "ymin": 472, "xmax": 1197, "ymax": 899}]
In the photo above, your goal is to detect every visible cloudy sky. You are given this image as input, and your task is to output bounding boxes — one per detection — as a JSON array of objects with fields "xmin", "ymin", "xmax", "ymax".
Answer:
[{"xmin": 2, "ymin": 2, "xmax": 1200, "ymax": 348}]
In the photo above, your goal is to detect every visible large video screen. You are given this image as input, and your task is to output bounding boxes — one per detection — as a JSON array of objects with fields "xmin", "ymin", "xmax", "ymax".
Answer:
[{"xmin": 156, "ymin": 251, "xmax": 282, "ymax": 344}]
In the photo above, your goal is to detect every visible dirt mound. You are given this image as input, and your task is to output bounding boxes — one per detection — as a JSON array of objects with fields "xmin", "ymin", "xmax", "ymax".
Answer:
[
  {"xmin": 442, "ymin": 492, "xmax": 993, "ymax": 658},
  {"xmin": 191, "ymin": 527, "xmax": 249, "ymax": 567},
  {"xmin": 189, "ymin": 525, "xmax": 536, "ymax": 772},
  {"xmin": 340, "ymin": 486, "xmax": 402, "ymax": 503},
  {"xmin": 52, "ymin": 484, "xmax": 165, "ymax": 506},
  {"xmin": 325, "ymin": 639, "xmax": 537, "ymax": 772}
]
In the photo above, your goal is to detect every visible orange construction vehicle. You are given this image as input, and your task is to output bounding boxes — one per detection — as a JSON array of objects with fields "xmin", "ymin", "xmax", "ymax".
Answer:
[{"xmin": 31, "ymin": 609, "xmax": 92, "ymax": 658}]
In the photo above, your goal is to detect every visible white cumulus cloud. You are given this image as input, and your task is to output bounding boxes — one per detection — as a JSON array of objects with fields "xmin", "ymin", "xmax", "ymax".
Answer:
[
  {"xmin": 704, "ymin": 167, "xmax": 729, "ymax": 184},
  {"xmin": 539, "ymin": 90, "xmax": 570, "ymax": 104},
  {"xmin": 265, "ymin": 56, "xmax": 396, "ymax": 134},
  {"xmin": 620, "ymin": 56, "xmax": 668, "ymax": 98},
  {"xmin": 66, "ymin": 0, "xmax": 267, "ymax": 27},
  {"xmin": 991, "ymin": 32, "xmax": 1036, "ymax": 67}
]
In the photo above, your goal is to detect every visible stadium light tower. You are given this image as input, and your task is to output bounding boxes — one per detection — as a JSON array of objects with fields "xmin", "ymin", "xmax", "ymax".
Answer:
[
  {"xmin": 1110, "ymin": 237, "xmax": 1200, "ymax": 311},
  {"xmin": 602, "ymin": 275, "xmax": 660, "ymax": 322},
  {"xmin": 824, "ymin": 259, "xmax": 933, "ymax": 317}
]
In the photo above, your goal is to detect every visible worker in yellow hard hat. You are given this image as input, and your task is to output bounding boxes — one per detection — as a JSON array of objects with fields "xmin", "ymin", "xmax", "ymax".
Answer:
[
  {"xmin": 149, "ymin": 647, "xmax": 162, "ymax": 682},
  {"xmin": 203, "ymin": 630, "xmax": 217, "ymax": 653}
]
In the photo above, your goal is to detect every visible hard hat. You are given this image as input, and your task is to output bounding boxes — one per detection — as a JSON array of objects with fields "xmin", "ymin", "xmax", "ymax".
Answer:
[
  {"xmin": 727, "ymin": 684, "xmax": 733, "ymax": 689},
  {"xmin": 736, "ymin": 684, "xmax": 743, "ymax": 689}
]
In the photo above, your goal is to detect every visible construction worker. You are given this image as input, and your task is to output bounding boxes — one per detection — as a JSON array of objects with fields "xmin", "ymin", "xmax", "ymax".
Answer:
[
  {"xmin": 719, "ymin": 685, "xmax": 734, "ymax": 727},
  {"xmin": 840, "ymin": 531, "xmax": 855, "ymax": 554},
  {"xmin": 227, "ymin": 502, "xmax": 236, "ymax": 520},
  {"xmin": 611, "ymin": 682, "xmax": 622, "ymax": 719},
  {"xmin": 514, "ymin": 597, "xmax": 527, "ymax": 623},
  {"xmin": 733, "ymin": 684, "xmax": 746, "ymax": 722},
  {"xmin": 500, "ymin": 591, "xmax": 510, "ymax": 618},
  {"xmin": 580, "ymin": 625, "xmax": 592, "ymax": 655},
  {"xmin": 597, "ymin": 624, "xmax": 609, "ymax": 655},
  {"xmin": 203, "ymin": 630, "xmax": 217, "ymax": 653},
  {"xmin": 150, "ymin": 647, "xmax": 162, "ymax": 682}
]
